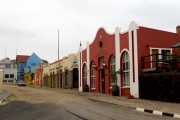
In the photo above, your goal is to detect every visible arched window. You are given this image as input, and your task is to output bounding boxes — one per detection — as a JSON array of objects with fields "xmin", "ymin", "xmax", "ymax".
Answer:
[
  {"xmin": 83, "ymin": 64, "xmax": 87, "ymax": 85},
  {"xmin": 91, "ymin": 62, "xmax": 96, "ymax": 89},
  {"xmin": 110, "ymin": 56, "xmax": 115, "ymax": 85},
  {"xmin": 65, "ymin": 69, "xmax": 68, "ymax": 86},
  {"xmin": 122, "ymin": 52, "xmax": 130, "ymax": 86}
]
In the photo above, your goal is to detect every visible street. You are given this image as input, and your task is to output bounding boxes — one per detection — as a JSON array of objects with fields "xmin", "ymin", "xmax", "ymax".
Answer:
[{"xmin": 0, "ymin": 84, "xmax": 172, "ymax": 120}]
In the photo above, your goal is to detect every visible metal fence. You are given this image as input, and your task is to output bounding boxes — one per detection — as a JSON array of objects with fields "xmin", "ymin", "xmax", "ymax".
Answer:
[{"xmin": 139, "ymin": 73, "xmax": 180, "ymax": 103}]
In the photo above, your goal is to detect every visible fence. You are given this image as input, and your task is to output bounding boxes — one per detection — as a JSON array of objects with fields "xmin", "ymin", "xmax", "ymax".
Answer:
[{"xmin": 139, "ymin": 73, "xmax": 180, "ymax": 103}]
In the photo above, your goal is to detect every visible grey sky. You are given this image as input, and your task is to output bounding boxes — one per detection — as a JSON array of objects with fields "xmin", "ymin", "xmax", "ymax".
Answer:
[{"xmin": 0, "ymin": 0, "xmax": 179, "ymax": 62}]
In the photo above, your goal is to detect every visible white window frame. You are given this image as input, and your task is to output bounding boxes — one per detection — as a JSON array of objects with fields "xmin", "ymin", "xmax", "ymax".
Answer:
[
  {"xmin": 91, "ymin": 62, "xmax": 96, "ymax": 89},
  {"xmin": 83, "ymin": 64, "xmax": 87, "ymax": 85},
  {"xmin": 122, "ymin": 52, "xmax": 130, "ymax": 87},
  {"xmin": 150, "ymin": 48, "xmax": 172, "ymax": 68},
  {"xmin": 110, "ymin": 56, "xmax": 116, "ymax": 86}
]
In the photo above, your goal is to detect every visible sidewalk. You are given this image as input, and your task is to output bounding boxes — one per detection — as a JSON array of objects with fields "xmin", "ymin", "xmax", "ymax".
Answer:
[
  {"xmin": 0, "ymin": 90, "xmax": 12, "ymax": 104},
  {"xmin": 59, "ymin": 88, "xmax": 180, "ymax": 119}
]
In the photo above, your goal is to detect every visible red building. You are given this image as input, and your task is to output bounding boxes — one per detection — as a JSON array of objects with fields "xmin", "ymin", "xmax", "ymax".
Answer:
[{"xmin": 78, "ymin": 21, "xmax": 180, "ymax": 98}]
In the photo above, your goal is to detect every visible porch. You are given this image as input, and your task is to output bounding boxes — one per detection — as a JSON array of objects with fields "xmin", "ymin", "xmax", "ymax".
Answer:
[{"xmin": 141, "ymin": 54, "xmax": 180, "ymax": 73}]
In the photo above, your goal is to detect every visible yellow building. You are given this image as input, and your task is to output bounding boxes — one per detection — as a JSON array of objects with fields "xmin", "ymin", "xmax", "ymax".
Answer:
[{"xmin": 43, "ymin": 53, "xmax": 79, "ymax": 89}]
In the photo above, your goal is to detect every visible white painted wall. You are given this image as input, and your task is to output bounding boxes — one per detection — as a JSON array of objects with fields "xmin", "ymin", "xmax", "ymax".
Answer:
[
  {"xmin": 128, "ymin": 21, "xmax": 139, "ymax": 98},
  {"xmin": 0, "ymin": 69, "xmax": 3, "ymax": 93},
  {"xmin": 115, "ymin": 27, "xmax": 121, "ymax": 95},
  {"xmin": 86, "ymin": 41, "xmax": 90, "ymax": 89}
]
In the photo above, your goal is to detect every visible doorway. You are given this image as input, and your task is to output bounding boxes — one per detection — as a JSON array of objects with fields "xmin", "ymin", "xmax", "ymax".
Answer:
[
  {"xmin": 100, "ymin": 69, "xmax": 105, "ymax": 94},
  {"xmin": 73, "ymin": 68, "xmax": 79, "ymax": 88}
]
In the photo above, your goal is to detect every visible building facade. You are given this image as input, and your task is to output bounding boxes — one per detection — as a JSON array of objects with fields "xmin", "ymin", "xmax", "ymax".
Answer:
[
  {"xmin": 43, "ymin": 53, "xmax": 79, "ymax": 89},
  {"xmin": 0, "ymin": 58, "xmax": 17, "ymax": 83},
  {"xmin": 23, "ymin": 53, "xmax": 45, "ymax": 85},
  {"xmin": 78, "ymin": 21, "xmax": 180, "ymax": 98},
  {"xmin": 16, "ymin": 55, "xmax": 30, "ymax": 81},
  {"xmin": 0, "ymin": 69, "xmax": 3, "ymax": 93}
]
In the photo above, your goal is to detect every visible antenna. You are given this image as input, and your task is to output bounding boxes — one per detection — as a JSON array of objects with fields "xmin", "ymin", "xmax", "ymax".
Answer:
[{"xmin": 5, "ymin": 47, "xmax": 6, "ymax": 58}]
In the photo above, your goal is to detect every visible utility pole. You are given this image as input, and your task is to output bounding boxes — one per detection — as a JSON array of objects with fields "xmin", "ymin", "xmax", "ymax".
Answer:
[
  {"xmin": 58, "ymin": 29, "xmax": 61, "ymax": 90},
  {"xmin": 58, "ymin": 29, "xmax": 59, "ymax": 61}
]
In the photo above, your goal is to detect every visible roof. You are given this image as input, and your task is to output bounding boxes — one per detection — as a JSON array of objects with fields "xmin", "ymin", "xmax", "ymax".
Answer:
[
  {"xmin": 171, "ymin": 42, "xmax": 180, "ymax": 48},
  {"xmin": 16, "ymin": 55, "xmax": 30, "ymax": 63}
]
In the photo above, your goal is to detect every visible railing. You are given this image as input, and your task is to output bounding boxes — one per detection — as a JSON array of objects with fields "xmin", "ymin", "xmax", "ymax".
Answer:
[{"xmin": 141, "ymin": 54, "xmax": 180, "ymax": 72}]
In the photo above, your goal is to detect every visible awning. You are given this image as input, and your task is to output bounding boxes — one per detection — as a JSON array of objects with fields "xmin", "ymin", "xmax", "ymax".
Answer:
[{"xmin": 171, "ymin": 42, "xmax": 180, "ymax": 48}]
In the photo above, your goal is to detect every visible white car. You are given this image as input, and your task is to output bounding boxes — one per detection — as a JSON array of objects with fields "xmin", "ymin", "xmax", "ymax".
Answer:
[{"xmin": 17, "ymin": 80, "xmax": 26, "ymax": 86}]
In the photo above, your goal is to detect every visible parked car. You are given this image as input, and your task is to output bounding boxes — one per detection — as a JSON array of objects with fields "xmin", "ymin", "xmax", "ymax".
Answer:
[{"xmin": 17, "ymin": 80, "xmax": 26, "ymax": 86}]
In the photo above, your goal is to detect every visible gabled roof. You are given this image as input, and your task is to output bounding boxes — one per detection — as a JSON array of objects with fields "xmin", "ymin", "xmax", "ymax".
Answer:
[{"xmin": 16, "ymin": 55, "xmax": 30, "ymax": 63}]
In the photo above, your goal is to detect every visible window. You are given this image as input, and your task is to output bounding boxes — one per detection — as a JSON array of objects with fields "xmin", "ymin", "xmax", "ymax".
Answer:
[
  {"xmin": 31, "ymin": 63, "xmax": 36, "ymax": 66},
  {"xmin": 162, "ymin": 50, "xmax": 171, "ymax": 61},
  {"xmin": 151, "ymin": 48, "xmax": 172, "ymax": 68},
  {"xmin": 5, "ymin": 64, "xmax": 11, "ymax": 68},
  {"xmin": 110, "ymin": 56, "xmax": 115, "ymax": 85},
  {"xmin": 122, "ymin": 52, "xmax": 130, "ymax": 86},
  {"xmin": 10, "ymin": 74, "xmax": 14, "ymax": 78},
  {"xmin": 5, "ymin": 74, "xmax": 9, "ymax": 78},
  {"xmin": 91, "ymin": 62, "xmax": 96, "ymax": 89},
  {"xmin": 83, "ymin": 64, "xmax": 87, "ymax": 85}
]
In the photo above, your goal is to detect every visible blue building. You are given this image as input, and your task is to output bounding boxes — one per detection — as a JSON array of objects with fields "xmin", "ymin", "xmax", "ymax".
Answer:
[
  {"xmin": 16, "ymin": 53, "xmax": 45, "ymax": 81},
  {"xmin": 16, "ymin": 55, "xmax": 30, "ymax": 81}
]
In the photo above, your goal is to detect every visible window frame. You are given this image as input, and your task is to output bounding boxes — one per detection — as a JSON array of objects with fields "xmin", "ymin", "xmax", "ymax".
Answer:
[
  {"xmin": 83, "ymin": 64, "xmax": 87, "ymax": 85},
  {"xmin": 110, "ymin": 56, "xmax": 116, "ymax": 86},
  {"xmin": 91, "ymin": 62, "xmax": 96, "ymax": 89},
  {"xmin": 122, "ymin": 52, "xmax": 130, "ymax": 87}
]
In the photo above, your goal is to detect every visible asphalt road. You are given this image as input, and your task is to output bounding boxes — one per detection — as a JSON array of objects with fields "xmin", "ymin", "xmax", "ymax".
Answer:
[{"xmin": 0, "ymin": 84, "xmax": 172, "ymax": 120}]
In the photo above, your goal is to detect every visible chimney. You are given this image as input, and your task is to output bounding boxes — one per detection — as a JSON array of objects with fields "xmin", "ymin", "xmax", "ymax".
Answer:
[{"xmin": 176, "ymin": 25, "xmax": 180, "ymax": 34}]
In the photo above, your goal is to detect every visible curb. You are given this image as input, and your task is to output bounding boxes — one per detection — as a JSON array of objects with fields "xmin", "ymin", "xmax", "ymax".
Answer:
[
  {"xmin": 136, "ymin": 107, "xmax": 180, "ymax": 119},
  {"xmin": 0, "ymin": 94, "xmax": 12, "ymax": 104},
  {"xmin": 0, "ymin": 97, "xmax": 7, "ymax": 104},
  {"xmin": 89, "ymin": 98, "xmax": 180, "ymax": 119}
]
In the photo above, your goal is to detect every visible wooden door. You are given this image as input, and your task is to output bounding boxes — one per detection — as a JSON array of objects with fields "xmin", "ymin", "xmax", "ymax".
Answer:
[{"xmin": 152, "ymin": 49, "xmax": 158, "ymax": 68}]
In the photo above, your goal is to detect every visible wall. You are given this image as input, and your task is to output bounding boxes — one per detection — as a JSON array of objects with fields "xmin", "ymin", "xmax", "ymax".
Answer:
[
  {"xmin": 0, "ymin": 70, "xmax": 3, "ymax": 93},
  {"xmin": 42, "ymin": 53, "xmax": 79, "ymax": 89}
]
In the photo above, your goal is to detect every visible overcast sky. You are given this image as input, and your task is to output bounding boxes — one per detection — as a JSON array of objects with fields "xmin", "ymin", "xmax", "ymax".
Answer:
[{"xmin": 0, "ymin": 0, "xmax": 179, "ymax": 62}]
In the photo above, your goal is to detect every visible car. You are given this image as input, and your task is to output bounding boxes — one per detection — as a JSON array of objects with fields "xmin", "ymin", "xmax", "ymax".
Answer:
[{"xmin": 17, "ymin": 80, "xmax": 26, "ymax": 86}]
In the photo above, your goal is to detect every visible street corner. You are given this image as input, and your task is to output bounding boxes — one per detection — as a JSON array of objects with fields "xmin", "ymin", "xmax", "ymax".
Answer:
[{"xmin": 0, "ymin": 100, "xmax": 9, "ymax": 106}]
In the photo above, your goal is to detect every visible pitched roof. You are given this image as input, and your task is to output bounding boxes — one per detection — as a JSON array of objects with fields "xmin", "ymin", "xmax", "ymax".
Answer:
[
  {"xmin": 171, "ymin": 42, "xmax": 180, "ymax": 48},
  {"xmin": 16, "ymin": 55, "xmax": 30, "ymax": 63}
]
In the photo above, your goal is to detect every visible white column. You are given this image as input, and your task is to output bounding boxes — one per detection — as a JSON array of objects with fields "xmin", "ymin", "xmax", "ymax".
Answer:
[
  {"xmin": 115, "ymin": 27, "xmax": 121, "ymax": 94},
  {"xmin": 86, "ymin": 41, "xmax": 90, "ymax": 88},
  {"xmin": 78, "ymin": 47, "xmax": 83, "ymax": 91},
  {"xmin": 128, "ymin": 21, "xmax": 139, "ymax": 98}
]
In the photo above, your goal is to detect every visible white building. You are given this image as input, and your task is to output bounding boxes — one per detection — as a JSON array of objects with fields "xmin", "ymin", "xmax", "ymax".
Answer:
[
  {"xmin": 0, "ymin": 58, "xmax": 17, "ymax": 83},
  {"xmin": 0, "ymin": 69, "xmax": 3, "ymax": 93}
]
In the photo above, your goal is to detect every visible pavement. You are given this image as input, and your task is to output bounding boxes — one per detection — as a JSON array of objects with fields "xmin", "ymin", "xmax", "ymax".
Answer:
[
  {"xmin": 1, "ymin": 84, "xmax": 180, "ymax": 119},
  {"xmin": 0, "ymin": 89, "xmax": 12, "ymax": 105}
]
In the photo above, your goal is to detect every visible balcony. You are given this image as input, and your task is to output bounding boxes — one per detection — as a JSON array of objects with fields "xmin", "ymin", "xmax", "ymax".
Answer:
[{"xmin": 141, "ymin": 54, "xmax": 180, "ymax": 73}]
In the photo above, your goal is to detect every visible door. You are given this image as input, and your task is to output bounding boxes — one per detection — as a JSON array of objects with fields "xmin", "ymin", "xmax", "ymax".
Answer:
[
  {"xmin": 152, "ymin": 49, "xmax": 158, "ymax": 68},
  {"xmin": 73, "ymin": 68, "xmax": 79, "ymax": 88},
  {"xmin": 100, "ymin": 69, "xmax": 105, "ymax": 94}
]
